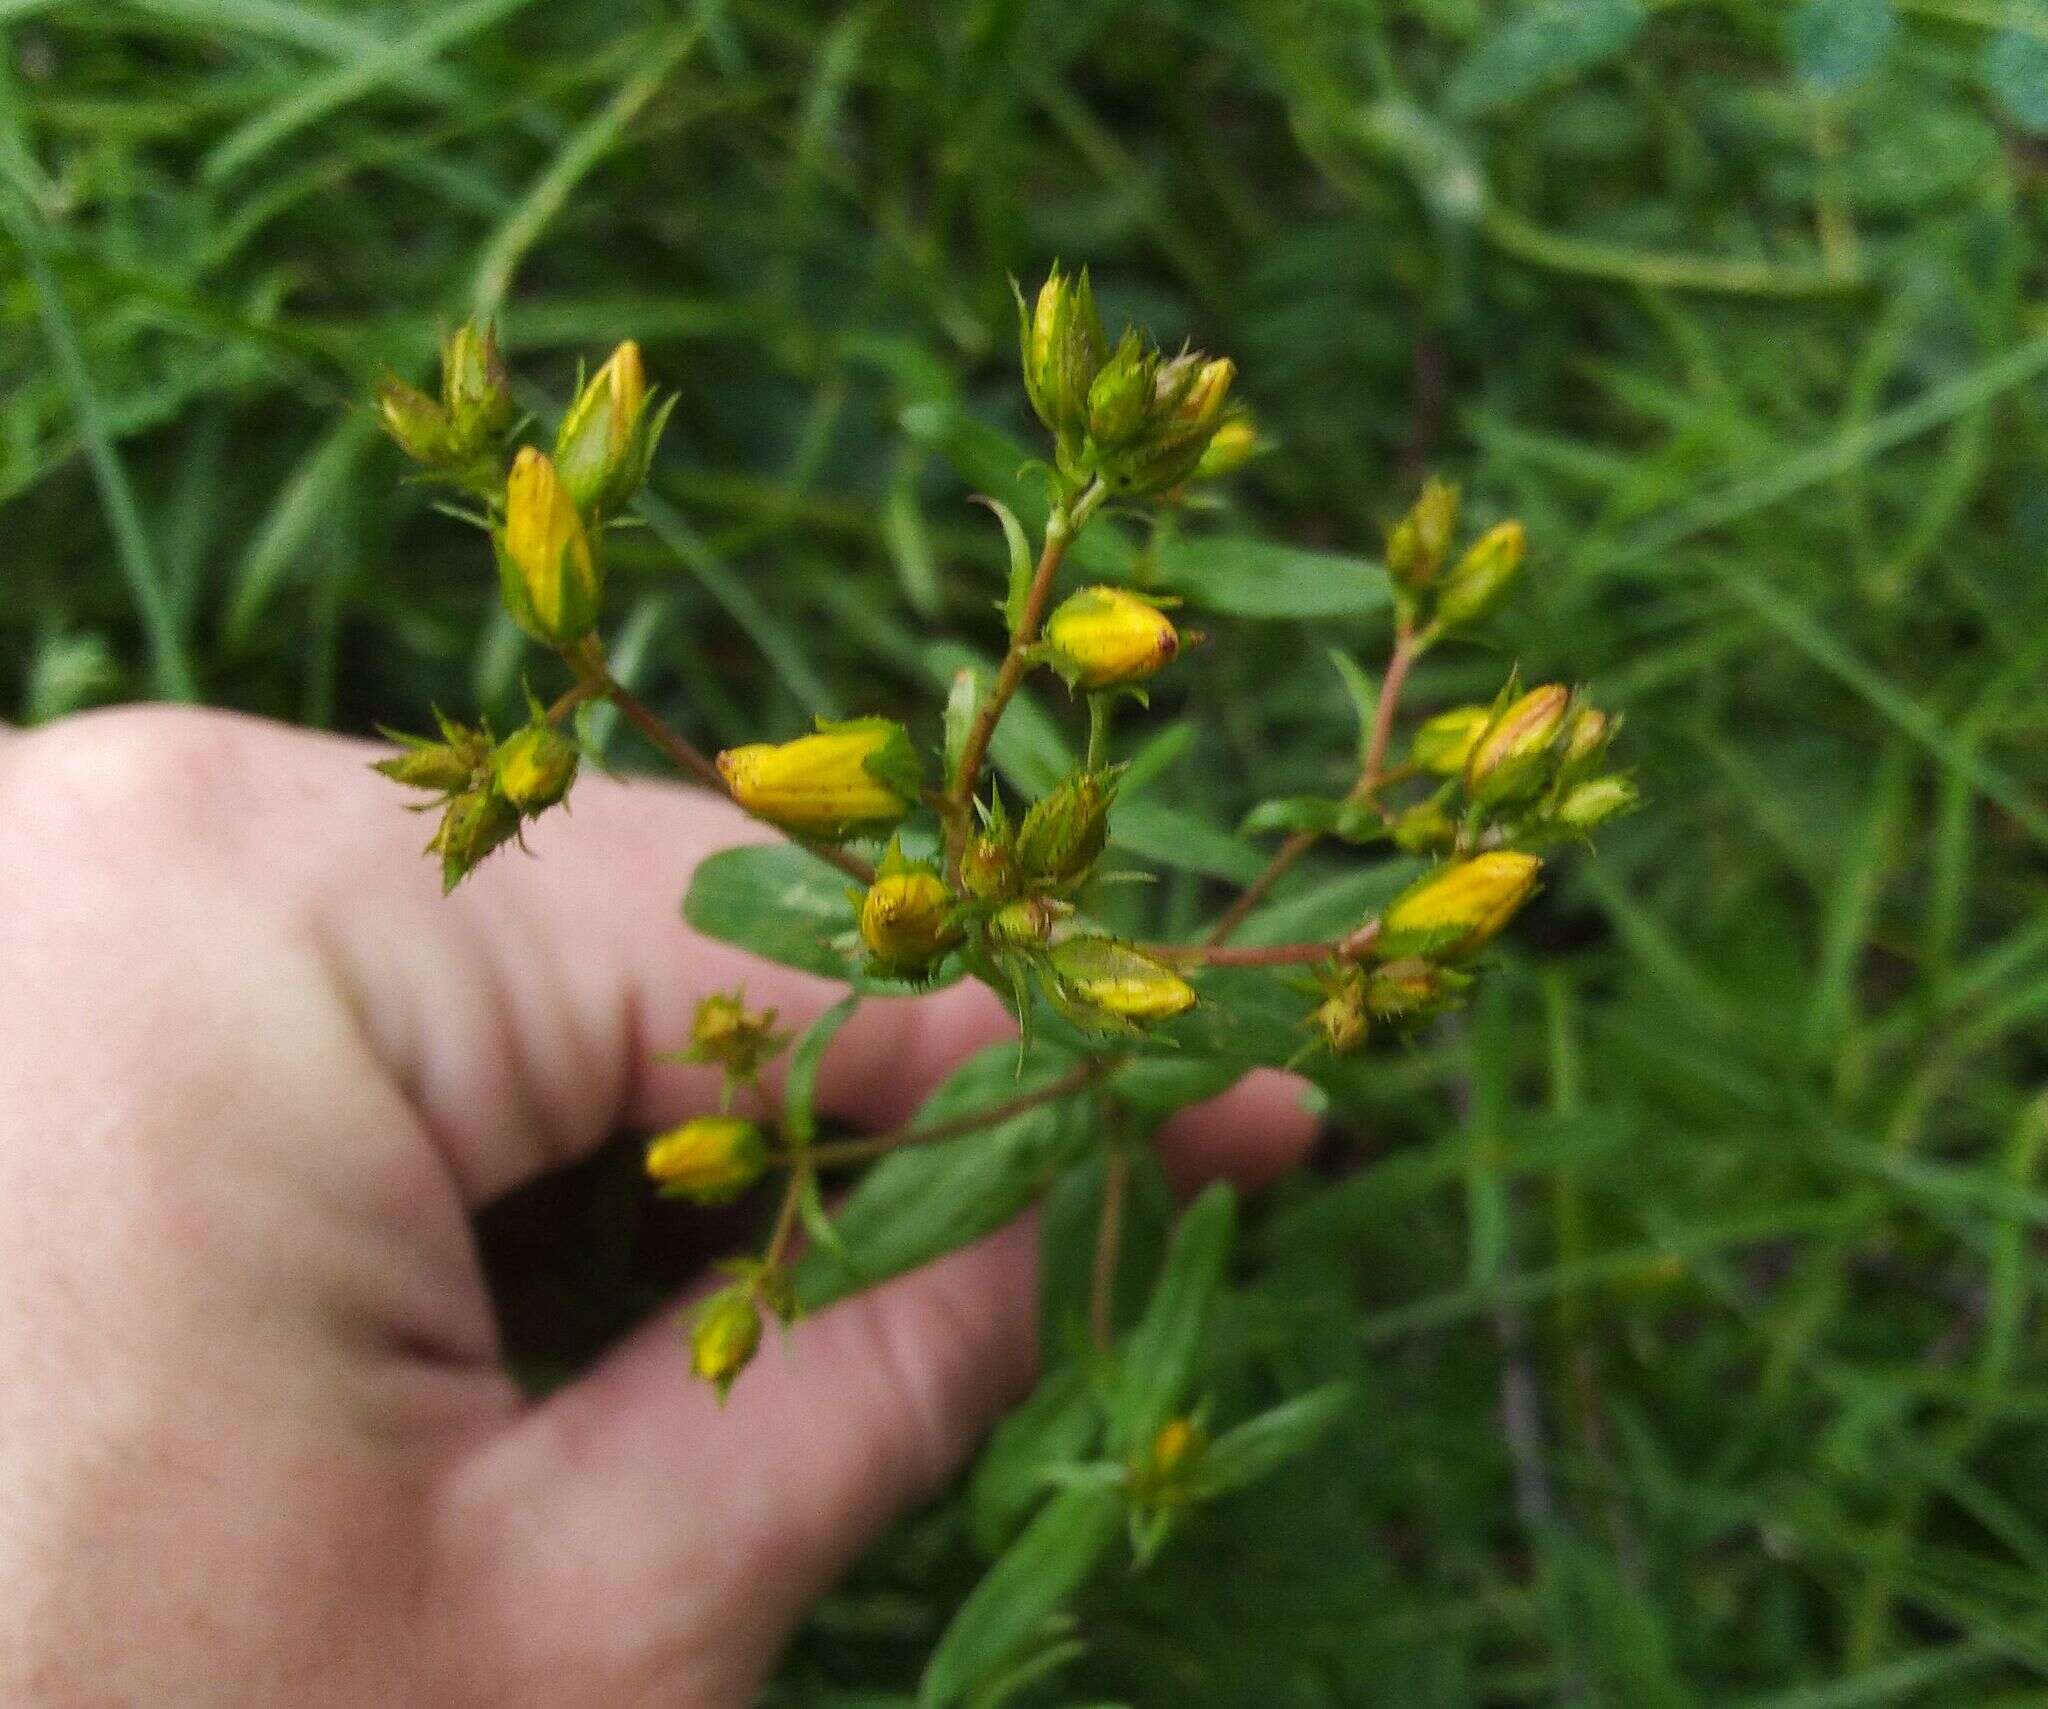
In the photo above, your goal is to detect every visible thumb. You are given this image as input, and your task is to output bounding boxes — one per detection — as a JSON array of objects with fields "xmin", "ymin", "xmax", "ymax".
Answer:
[{"xmin": 428, "ymin": 1071, "xmax": 1314, "ymax": 1706}]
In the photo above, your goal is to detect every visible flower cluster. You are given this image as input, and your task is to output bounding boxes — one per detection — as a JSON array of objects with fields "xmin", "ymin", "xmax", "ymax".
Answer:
[{"xmin": 365, "ymin": 275, "xmax": 1633, "ymax": 1420}]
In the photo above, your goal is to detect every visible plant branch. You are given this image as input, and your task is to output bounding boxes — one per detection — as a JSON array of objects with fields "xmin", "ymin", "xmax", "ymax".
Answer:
[
  {"xmin": 1148, "ymin": 920, "xmax": 1381, "ymax": 968},
  {"xmin": 945, "ymin": 480, "xmax": 1106, "ymax": 861},
  {"xmin": 1090, "ymin": 1141, "xmax": 1130, "ymax": 1354},
  {"xmin": 804, "ymin": 1059, "xmax": 1105, "ymax": 1168},
  {"xmin": 569, "ymin": 651, "xmax": 876, "ymax": 884},
  {"xmin": 1206, "ymin": 625, "xmax": 1425, "ymax": 947},
  {"xmin": 762, "ymin": 1165, "xmax": 807, "ymax": 1271}
]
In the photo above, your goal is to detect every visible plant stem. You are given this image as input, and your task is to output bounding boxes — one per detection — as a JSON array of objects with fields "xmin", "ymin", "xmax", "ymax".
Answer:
[
  {"xmin": 945, "ymin": 480, "xmax": 1106, "ymax": 862},
  {"xmin": 1206, "ymin": 625, "xmax": 1425, "ymax": 947},
  {"xmin": 1090, "ymin": 1142, "xmax": 1130, "ymax": 1354},
  {"xmin": 1085, "ymin": 692, "xmax": 1113, "ymax": 772},
  {"xmin": 568, "ymin": 649, "xmax": 876, "ymax": 884},
  {"xmin": 762, "ymin": 1165, "xmax": 807, "ymax": 1271},
  {"xmin": 803, "ymin": 1060, "xmax": 1105, "ymax": 1168},
  {"xmin": 1147, "ymin": 921, "xmax": 1381, "ymax": 968}
]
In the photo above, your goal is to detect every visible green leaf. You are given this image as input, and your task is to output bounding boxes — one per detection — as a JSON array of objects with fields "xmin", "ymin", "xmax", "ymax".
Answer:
[
  {"xmin": 968, "ymin": 1362, "xmax": 1102, "ymax": 1554},
  {"xmin": 1106, "ymin": 1183, "xmax": 1237, "ymax": 1456},
  {"xmin": 1444, "ymin": 0, "xmax": 1648, "ymax": 118},
  {"xmin": 1110, "ymin": 799, "xmax": 1267, "ymax": 883},
  {"xmin": 1983, "ymin": 27, "xmax": 2048, "ymax": 134},
  {"xmin": 943, "ymin": 665, "xmax": 986, "ymax": 783},
  {"xmin": 1238, "ymin": 795, "xmax": 1345, "ymax": 837},
  {"xmin": 782, "ymin": 994, "xmax": 861, "ymax": 1148},
  {"xmin": 793, "ymin": 1042, "xmax": 1090, "ymax": 1310},
  {"xmin": 973, "ymin": 495, "xmax": 1035, "ymax": 632},
  {"xmin": 683, "ymin": 843, "xmax": 960, "ymax": 994},
  {"xmin": 1786, "ymin": 0, "xmax": 1897, "ymax": 92},
  {"xmin": 1192, "ymin": 1383, "xmax": 1351, "ymax": 1499},
  {"xmin": 1149, "ymin": 536, "xmax": 1389, "ymax": 619},
  {"xmin": 918, "ymin": 1485, "xmax": 1122, "ymax": 1709},
  {"xmin": 1328, "ymin": 649, "xmax": 1379, "ymax": 771}
]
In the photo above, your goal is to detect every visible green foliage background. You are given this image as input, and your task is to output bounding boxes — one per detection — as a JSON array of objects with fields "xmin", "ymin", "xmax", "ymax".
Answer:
[{"xmin": 8, "ymin": 0, "xmax": 2048, "ymax": 1700}]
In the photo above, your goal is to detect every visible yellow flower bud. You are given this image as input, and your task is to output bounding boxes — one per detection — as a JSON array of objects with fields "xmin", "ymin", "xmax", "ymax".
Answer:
[
  {"xmin": 715, "ymin": 719, "xmax": 918, "ymax": 841},
  {"xmin": 1464, "ymin": 684, "xmax": 1569, "ymax": 809},
  {"xmin": 496, "ymin": 448, "xmax": 601, "ymax": 644},
  {"xmin": 1435, "ymin": 519, "xmax": 1526, "ymax": 630},
  {"xmin": 858, "ymin": 865, "xmax": 960, "ymax": 979},
  {"xmin": 1047, "ymin": 937, "xmax": 1196, "ymax": 1030},
  {"xmin": 1192, "ymin": 413, "xmax": 1259, "ymax": 481},
  {"xmin": 645, "ymin": 1115, "xmax": 768, "ymax": 1205},
  {"xmin": 493, "ymin": 722, "xmax": 579, "ymax": 815},
  {"xmin": 440, "ymin": 322, "xmax": 514, "ymax": 444},
  {"xmin": 682, "ymin": 990, "xmax": 788, "ymax": 1084},
  {"xmin": 1378, "ymin": 851, "xmax": 1543, "ymax": 961},
  {"xmin": 428, "ymin": 787, "xmax": 521, "ymax": 893},
  {"xmin": 1559, "ymin": 706, "xmax": 1616, "ymax": 778},
  {"xmin": 555, "ymin": 340, "xmax": 668, "ymax": 514},
  {"xmin": 1385, "ymin": 477, "xmax": 1460, "ymax": 598},
  {"xmin": 1149, "ymin": 1416, "xmax": 1207, "ymax": 1482},
  {"xmin": 1410, "ymin": 704, "xmax": 1492, "ymax": 776},
  {"xmin": 1043, "ymin": 586, "xmax": 1179, "ymax": 690},
  {"xmin": 987, "ymin": 896, "xmax": 1063, "ymax": 948},
  {"xmin": 690, "ymin": 1286, "xmax": 762, "ymax": 1399}
]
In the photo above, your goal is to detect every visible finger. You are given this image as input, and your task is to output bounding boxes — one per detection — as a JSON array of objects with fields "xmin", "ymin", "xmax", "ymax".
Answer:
[
  {"xmin": 5, "ymin": 706, "xmax": 1012, "ymax": 1207},
  {"xmin": 441, "ymin": 1071, "xmax": 1318, "ymax": 1700}
]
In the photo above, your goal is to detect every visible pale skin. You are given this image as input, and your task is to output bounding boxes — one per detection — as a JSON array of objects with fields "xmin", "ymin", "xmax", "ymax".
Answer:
[{"xmin": 0, "ymin": 707, "xmax": 1314, "ymax": 1707}]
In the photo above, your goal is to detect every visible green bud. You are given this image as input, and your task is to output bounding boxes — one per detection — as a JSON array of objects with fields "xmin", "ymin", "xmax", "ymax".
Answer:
[
  {"xmin": 429, "ymin": 787, "xmax": 521, "ymax": 892},
  {"xmin": 690, "ymin": 1285, "xmax": 762, "ymax": 1400},
  {"xmin": 441, "ymin": 322, "xmax": 514, "ymax": 445},
  {"xmin": 1018, "ymin": 264, "xmax": 1107, "ymax": 440},
  {"xmin": 1391, "ymin": 799, "xmax": 1457, "ymax": 855},
  {"xmin": 987, "ymin": 896, "xmax": 1062, "ymax": 948},
  {"xmin": 374, "ymin": 375, "xmax": 459, "ymax": 467},
  {"xmin": 1015, "ymin": 770, "xmax": 1118, "ymax": 891},
  {"xmin": 374, "ymin": 713, "xmax": 492, "ymax": 798},
  {"xmin": 1558, "ymin": 706, "xmax": 1618, "ymax": 780},
  {"xmin": 1085, "ymin": 332, "xmax": 1154, "ymax": 449},
  {"xmin": 960, "ymin": 831, "xmax": 1018, "ymax": 903},
  {"xmin": 1191, "ymin": 413, "xmax": 1259, "ymax": 481},
  {"xmin": 1435, "ymin": 519, "xmax": 1526, "ymax": 631},
  {"xmin": 1309, "ymin": 965, "xmax": 1371, "ymax": 1057},
  {"xmin": 1384, "ymin": 477, "xmax": 1459, "ymax": 597},
  {"xmin": 1553, "ymin": 774, "xmax": 1639, "ymax": 834},
  {"xmin": 1365, "ymin": 956, "xmax": 1470, "ymax": 1023}
]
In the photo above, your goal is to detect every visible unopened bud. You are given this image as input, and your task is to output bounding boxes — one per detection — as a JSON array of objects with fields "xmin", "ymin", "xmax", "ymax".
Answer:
[
  {"xmin": 1365, "ymin": 956, "xmax": 1469, "ymax": 1022},
  {"xmin": 716, "ymin": 719, "xmax": 918, "ymax": 841},
  {"xmin": 1391, "ymin": 800, "xmax": 1456, "ymax": 855},
  {"xmin": 1559, "ymin": 706, "xmax": 1617, "ymax": 779},
  {"xmin": 690, "ymin": 1286, "xmax": 762, "ymax": 1400},
  {"xmin": 374, "ymin": 375, "xmax": 459, "ymax": 467},
  {"xmin": 1043, "ymin": 586, "xmax": 1179, "ymax": 690},
  {"xmin": 1435, "ymin": 519, "xmax": 1526, "ymax": 630},
  {"xmin": 683, "ymin": 990, "xmax": 788, "ymax": 1084},
  {"xmin": 1465, "ymin": 684, "xmax": 1568, "ymax": 809},
  {"xmin": 556, "ymin": 340, "xmax": 668, "ymax": 514},
  {"xmin": 1018, "ymin": 264, "xmax": 1107, "ymax": 439},
  {"xmin": 429, "ymin": 787, "xmax": 521, "ymax": 893},
  {"xmin": 1015, "ymin": 770, "xmax": 1117, "ymax": 891},
  {"xmin": 1385, "ymin": 477, "xmax": 1459, "ymax": 597},
  {"xmin": 496, "ymin": 448, "xmax": 601, "ymax": 643},
  {"xmin": 1554, "ymin": 774, "xmax": 1638, "ymax": 834},
  {"xmin": 645, "ymin": 1115, "xmax": 768, "ymax": 1205},
  {"xmin": 1192, "ymin": 413, "xmax": 1259, "ymax": 481},
  {"xmin": 959, "ymin": 832, "xmax": 1018, "ymax": 903},
  {"xmin": 1085, "ymin": 333, "xmax": 1153, "ymax": 449},
  {"xmin": 493, "ymin": 721, "xmax": 579, "ymax": 815},
  {"xmin": 374, "ymin": 713, "xmax": 491, "ymax": 797},
  {"xmin": 858, "ymin": 861, "xmax": 960, "ymax": 979},
  {"xmin": 1410, "ymin": 704, "xmax": 1491, "ymax": 776},
  {"xmin": 1046, "ymin": 937, "xmax": 1196, "ymax": 1029},
  {"xmin": 1378, "ymin": 851, "xmax": 1542, "ymax": 961},
  {"xmin": 988, "ymin": 895, "xmax": 1063, "ymax": 948},
  {"xmin": 1103, "ymin": 353, "xmax": 1237, "ymax": 496},
  {"xmin": 441, "ymin": 322, "xmax": 514, "ymax": 444},
  {"xmin": 1310, "ymin": 966, "xmax": 1371, "ymax": 1057}
]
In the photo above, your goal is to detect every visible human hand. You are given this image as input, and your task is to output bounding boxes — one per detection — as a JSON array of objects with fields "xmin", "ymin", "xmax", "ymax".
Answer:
[{"xmin": 0, "ymin": 708, "xmax": 1314, "ymax": 1707}]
